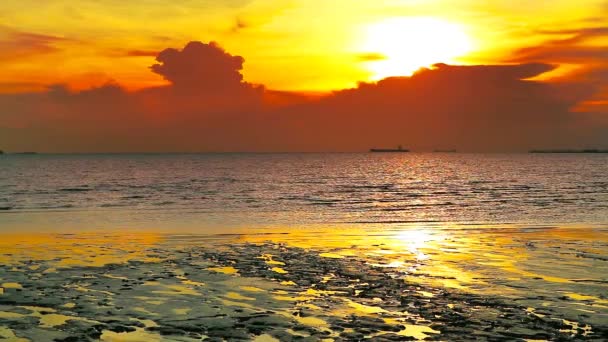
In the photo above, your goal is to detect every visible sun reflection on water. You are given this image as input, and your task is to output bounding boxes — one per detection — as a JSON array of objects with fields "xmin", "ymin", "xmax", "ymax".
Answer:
[{"xmin": 394, "ymin": 229, "xmax": 437, "ymax": 260}]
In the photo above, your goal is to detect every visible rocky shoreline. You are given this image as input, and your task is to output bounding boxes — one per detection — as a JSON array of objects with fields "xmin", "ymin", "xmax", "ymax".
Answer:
[{"xmin": 1, "ymin": 239, "xmax": 605, "ymax": 341}]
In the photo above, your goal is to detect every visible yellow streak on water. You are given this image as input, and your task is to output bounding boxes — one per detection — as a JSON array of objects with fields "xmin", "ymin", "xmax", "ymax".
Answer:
[
  {"xmin": 240, "ymin": 286, "xmax": 265, "ymax": 292},
  {"xmin": 271, "ymin": 267, "xmax": 288, "ymax": 274},
  {"xmin": 0, "ymin": 311, "xmax": 25, "ymax": 318},
  {"xmin": 0, "ymin": 233, "xmax": 162, "ymax": 268},
  {"xmin": 226, "ymin": 292, "xmax": 256, "ymax": 301},
  {"xmin": 258, "ymin": 254, "xmax": 285, "ymax": 265},
  {"xmin": 344, "ymin": 298, "xmax": 387, "ymax": 314},
  {"xmin": 252, "ymin": 333, "xmax": 280, "ymax": 342},
  {"xmin": 12, "ymin": 306, "xmax": 94, "ymax": 329},
  {"xmin": 38, "ymin": 314, "xmax": 74, "ymax": 328},
  {"xmin": 65, "ymin": 284, "xmax": 114, "ymax": 296},
  {"xmin": 277, "ymin": 311, "xmax": 328, "ymax": 327},
  {"xmin": 176, "ymin": 275, "xmax": 206, "ymax": 287},
  {"xmin": 151, "ymin": 284, "xmax": 201, "ymax": 296},
  {"xmin": 0, "ymin": 326, "xmax": 29, "ymax": 342},
  {"xmin": 172, "ymin": 308, "xmax": 191, "ymax": 315},
  {"xmin": 101, "ymin": 327, "xmax": 162, "ymax": 342},
  {"xmin": 220, "ymin": 298, "xmax": 255, "ymax": 309},
  {"xmin": 207, "ymin": 266, "xmax": 239, "ymax": 274},
  {"xmin": 286, "ymin": 328, "xmax": 310, "ymax": 337},
  {"xmin": 382, "ymin": 318, "xmax": 440, "ymax": 340},
  {"xmin": 567, "ymin": 293, "xmax": 608, "ymax": 304},
  {"xmin": 319, "ymin": 252, "xmax": 344, "ymax": 259}
]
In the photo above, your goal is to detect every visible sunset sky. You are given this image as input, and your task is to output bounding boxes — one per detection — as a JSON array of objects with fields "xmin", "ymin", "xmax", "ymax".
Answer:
[{"xmin": 1, "ymin": 0, "xmax": 607, "ymax": 152}]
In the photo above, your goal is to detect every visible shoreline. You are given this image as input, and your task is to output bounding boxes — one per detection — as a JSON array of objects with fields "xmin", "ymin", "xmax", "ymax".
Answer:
[
  {"xmin": 1, "ymin": 226, "xmax": 607, "ymax": 340},
  {"xmin": 2, "ymin": 208, "xmax": 608, "ymax": 234}
]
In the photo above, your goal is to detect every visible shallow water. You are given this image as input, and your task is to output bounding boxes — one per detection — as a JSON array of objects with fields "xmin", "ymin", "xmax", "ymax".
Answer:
[{"xmin": 0, "ymin": 226, "xmax": 606, "ymax": 341}]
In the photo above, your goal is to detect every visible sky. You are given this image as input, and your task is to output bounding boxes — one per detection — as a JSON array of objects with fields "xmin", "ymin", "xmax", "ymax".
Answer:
[{"xmin": 1, "ymin": 0, "xmax": 607, "ymax": 152}]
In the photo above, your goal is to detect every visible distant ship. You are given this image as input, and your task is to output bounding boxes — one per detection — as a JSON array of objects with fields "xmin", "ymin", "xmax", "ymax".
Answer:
[
  {"xmin": 370, "ymin": 145, "xmax": 409, "ymax": 153},
  {"xmin": 529, "ymin": 149, "xmax": 608, "ymax": 154}
]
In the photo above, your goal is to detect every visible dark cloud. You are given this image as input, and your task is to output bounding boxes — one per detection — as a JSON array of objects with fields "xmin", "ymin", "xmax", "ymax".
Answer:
[
  {"xmin": 143, "ymin": 41, "xmax": 264, "ymax": 118},
  {"xmin": 266, "ymin": 63, "xmax": 600, "ymax": 152},
  {"xmin": 507, "ymin": 26, "xmax": 608, "ymax": 118},
  {"xmin": 0, "ymin": 41, "xmax": 606, "ymax": 153},
  {"xmin": 150, "ymin": 41, "xmax": 258, "ymax": 93},
  {"xmin": 0, "ymin": 41, "xmax": 267, "ymax": 152}
]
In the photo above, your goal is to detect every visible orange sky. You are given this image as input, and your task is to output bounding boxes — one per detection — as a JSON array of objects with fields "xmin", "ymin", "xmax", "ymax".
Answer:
[
  {"xmin": 1, "ymin": 0, "xmax": 606, "ymax": 91},
  {"xmin": 0, "ymin": 0, "xmax": 607, "ymax": 152}
]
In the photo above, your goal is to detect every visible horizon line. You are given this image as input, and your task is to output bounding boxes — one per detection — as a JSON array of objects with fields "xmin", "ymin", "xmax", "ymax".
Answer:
[{"xmin": 2, "ymin": 150, "xmax": 607, "ymax": 155}]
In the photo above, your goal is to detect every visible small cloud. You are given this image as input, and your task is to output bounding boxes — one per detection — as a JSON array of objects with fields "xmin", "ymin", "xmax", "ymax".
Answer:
[
  {"xmin": 231, "ymin": 17, "xmax": 249, "ymax": 33},
  {"xmin": 357, "ymin": 52, "xmax": 387, "ymax": 61},
  {"xmin": 0, "ymin": 25, "xmax": 74, "ymax": 60},
  {"xmin": 126, "ymin": 49, "xmax": 159, "ymax": 57},
  {"xmin": 509, "ymin": 26, "xmax": 608, "ymax": 64},
  {"xmin": 0, "ymin": 82, "xmax": 48, "ymax": 93},
  {"xmin": 536, "ymin": 27, "xmax": 608, "ymax": 37}
]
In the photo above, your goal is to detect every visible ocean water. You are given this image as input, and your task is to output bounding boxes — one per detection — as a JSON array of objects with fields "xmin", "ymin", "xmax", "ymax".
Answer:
[
  {"xmin": 1, "ymin": 153, "xmax": 608, "ymax": 340},
  {"xmin": 1, "ymin": 153, "xmax": 607, "ymax": 227}
]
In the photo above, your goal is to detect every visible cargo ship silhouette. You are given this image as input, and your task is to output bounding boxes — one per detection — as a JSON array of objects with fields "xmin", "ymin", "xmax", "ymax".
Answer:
[{"xmin": 370, "ymin": 145, "xmax": 409, "ymax": 153}]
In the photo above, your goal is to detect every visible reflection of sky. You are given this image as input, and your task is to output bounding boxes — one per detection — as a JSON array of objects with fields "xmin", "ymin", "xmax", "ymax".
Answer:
[
  {"xmin": 1, "ymin": 224, "xmax": 607, "ymax": 329},
  {"xmin": 4, "ymin": 154, "xmax": 608, "ymax": 227}
]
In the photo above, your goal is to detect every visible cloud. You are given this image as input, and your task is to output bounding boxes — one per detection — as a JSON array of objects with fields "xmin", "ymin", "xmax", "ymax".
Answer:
[
  {"xmin": 357, "ymin": 53, "xmax": 387, "ymax": 62},
  {"xmin": 269, "ymin": 63, "xmax": 601, "ymax": 151},
  {"xmin": 126, "ymin": 49, "xmax": 159, "ymax": 57},
  {"xmin": 0, "ymin": 41, "xmax": 606, "ymax": 152},
  {"xmin": 150, "ymin": 41, "xmax": 258, "ymax": 93},
  {"xmin": 230, "ymin": 17, "xmax": 250, "ymax": 33},
  {"xmin": 0, "ymin": 26, "xmax": 73, "ymax": 61},
  {"xmin": 0, "ymin": 82, "xmax": 48, "ymax": 93},
  {"xmin": 0, "ymin": 41, "xmax": 267, "ymax": 152},
  {"xmin": 509, "ymin": 27, "xmax": 608, "ymax": 64},
  {"xmin": 142, "ymin": 41, "xmax": 264, "ymax": 118},
  {"xmin": 506, "ymin": 26, "xmax": 608, "ymax": 119}
]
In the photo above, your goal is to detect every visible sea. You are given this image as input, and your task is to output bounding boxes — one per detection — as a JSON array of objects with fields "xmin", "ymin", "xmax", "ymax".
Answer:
[
  {"xmin": 1, "ymin": 153, "xmax": 608, "ymax": 340},
  {"xmin": 1, "ymin": 152, "xmax": 607, "ymax": 229}
]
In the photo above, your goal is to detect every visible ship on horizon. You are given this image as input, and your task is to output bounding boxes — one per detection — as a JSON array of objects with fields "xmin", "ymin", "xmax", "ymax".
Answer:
[
  {"xmin": 370, "ymin": 145, "xmax": 409, "ymax": 153},
  {"xmin": 529, "ymin": 149, "xmax": 608, "ymax": 154}
]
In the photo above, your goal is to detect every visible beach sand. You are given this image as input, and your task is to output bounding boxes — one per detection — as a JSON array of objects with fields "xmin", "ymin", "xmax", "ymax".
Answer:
[{"xmin": 0, "ymin": 225, "xmax": 607, "ymax": 341}]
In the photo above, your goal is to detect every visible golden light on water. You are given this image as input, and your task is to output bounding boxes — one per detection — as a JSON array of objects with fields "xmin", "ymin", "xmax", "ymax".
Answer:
[
  {"xmin": 361, "ymin": 17, "xmax": 473, "ymax": 80},
  {"xmin": 395, "ymin": 229, "xmax": 435, "ymax": 260}
]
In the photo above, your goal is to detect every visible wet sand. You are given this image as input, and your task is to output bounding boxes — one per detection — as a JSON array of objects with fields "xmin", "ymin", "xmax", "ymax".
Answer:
[{"xmin": 0, "ymin": 225, "xmax": 607, "ymax": 341}]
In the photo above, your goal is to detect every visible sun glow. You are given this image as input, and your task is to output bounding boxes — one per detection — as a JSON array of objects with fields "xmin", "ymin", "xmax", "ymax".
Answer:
[
  {"xmin": 361, "ymin": 17, "xmax": 473, "ymax": 80},
  {"xmin": 395, "ymin": 229, "xmax": 437, "ymax": 260}
]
